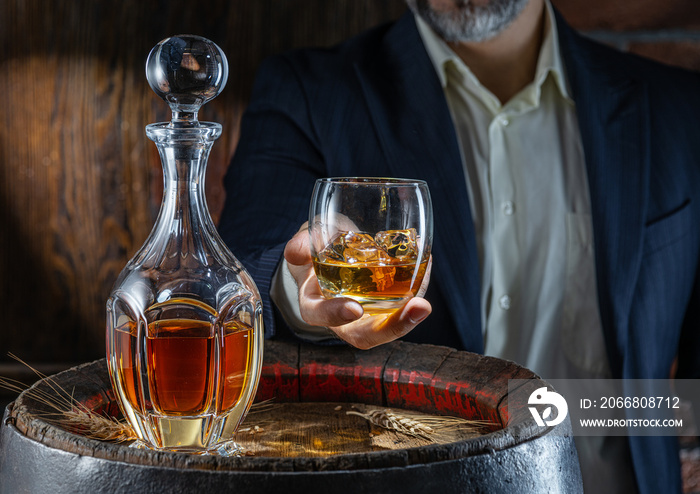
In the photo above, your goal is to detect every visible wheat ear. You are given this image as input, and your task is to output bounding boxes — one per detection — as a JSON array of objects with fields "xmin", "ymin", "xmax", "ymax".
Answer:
[{"xmin": 347, "ymin": 407, "xmax": 494, "ymax": 443}]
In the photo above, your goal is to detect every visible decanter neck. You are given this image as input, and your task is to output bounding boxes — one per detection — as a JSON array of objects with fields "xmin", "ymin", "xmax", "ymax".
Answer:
[
  {"xmin": 145, "ymin": 122, "xmax": 222, "ymax": 243},
  {"xmin": 146, "ymin": 121, "xmax": 221, "ymax": 187}
]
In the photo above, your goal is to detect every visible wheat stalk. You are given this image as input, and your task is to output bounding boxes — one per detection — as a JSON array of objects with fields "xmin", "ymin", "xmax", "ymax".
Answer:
[
  {"xmin": 1, "ymin": 354, "xmax": 134, "ymax": 442},
  {"xmin": 347, "ymin": 409, "xmax": 435, "ymax": 440},
  {"xmin": 347, "ymin": 407, "xmax": 494, "ymax": 443},
  {"xmin": 0, "ymin": 355, "xmax": 277, "ymax": 443}
]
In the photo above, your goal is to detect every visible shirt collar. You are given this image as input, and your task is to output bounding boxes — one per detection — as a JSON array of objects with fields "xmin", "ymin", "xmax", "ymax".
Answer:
[{"xmin": 414, "ymin": 0, "xmax": 572, "ymax": 105}]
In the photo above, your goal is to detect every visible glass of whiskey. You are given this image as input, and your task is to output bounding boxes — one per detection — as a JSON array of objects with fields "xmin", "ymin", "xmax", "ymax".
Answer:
[
  {"xmin": 105, "ymin": 36, "xmax": 263, "ymax": 456},
  {"xmin": 309, "ymin": 178, "xmax": 433, "ymax": 315}
]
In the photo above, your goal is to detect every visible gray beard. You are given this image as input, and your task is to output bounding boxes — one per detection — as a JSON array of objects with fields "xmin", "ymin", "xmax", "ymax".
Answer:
[{"xmin": 406, "ymin": 0, "xmax": 530, "ymax": 42}]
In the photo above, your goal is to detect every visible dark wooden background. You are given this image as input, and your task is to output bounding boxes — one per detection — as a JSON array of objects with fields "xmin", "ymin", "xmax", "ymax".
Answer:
[{"xmin": 2, "ymin": 0, "xmax": 700, "ymax": 367}]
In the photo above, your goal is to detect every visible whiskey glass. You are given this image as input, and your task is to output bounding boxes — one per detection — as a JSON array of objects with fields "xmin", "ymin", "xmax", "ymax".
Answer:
[
  {"xmin": 309, "ymin": 178, "xmax": 433, "ymax": 315},
  {"xmin": 106, "ymin": 36, "xmax": 263, "ymax": 456}
]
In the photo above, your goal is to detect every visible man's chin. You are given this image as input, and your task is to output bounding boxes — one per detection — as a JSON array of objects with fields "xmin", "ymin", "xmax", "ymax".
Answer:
[{"xmin": 406, "ymin": 0, "xmax": 530, "ymax": 43}]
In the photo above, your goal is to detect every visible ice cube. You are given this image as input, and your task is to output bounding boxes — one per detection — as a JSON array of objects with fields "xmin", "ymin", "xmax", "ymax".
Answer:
[
  {"xmin": 320, "ymin": 231, "xmax": 390, "ymax": 264},
  {"xmin": 374, "ymin": 229, "xmax": 418, "ymax": 261},
  {"xmin": 370, "ymin": 265, "xmax": 396, "ymax": 291}
]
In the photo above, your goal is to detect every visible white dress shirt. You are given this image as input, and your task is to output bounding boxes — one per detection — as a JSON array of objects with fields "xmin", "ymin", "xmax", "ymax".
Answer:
[{"xmin": 415, "ymin": 5, "xmax": 608, "ymax": 379}]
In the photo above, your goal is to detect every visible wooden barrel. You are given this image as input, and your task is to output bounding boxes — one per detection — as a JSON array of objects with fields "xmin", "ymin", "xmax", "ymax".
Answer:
[{"xmin": 0, "ymin": 340, "xmax": 582, "ymax": 493}]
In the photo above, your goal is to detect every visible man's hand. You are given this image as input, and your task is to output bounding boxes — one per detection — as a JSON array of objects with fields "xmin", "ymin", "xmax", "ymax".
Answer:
[{"xmin": 283, "ymin": 223, "xmax": 432, "ymax": 349}]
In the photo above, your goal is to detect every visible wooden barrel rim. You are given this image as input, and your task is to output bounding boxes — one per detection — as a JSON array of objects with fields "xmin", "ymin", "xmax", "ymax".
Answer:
[{"xmin": 6, "ymin": 339, "xmax": 552, "ymax": 473}]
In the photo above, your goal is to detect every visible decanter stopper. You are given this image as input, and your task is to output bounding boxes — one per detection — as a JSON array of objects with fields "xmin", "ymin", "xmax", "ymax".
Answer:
[{"xmin": 145, "ymin": 35, "xmax": 228, "ymax": 125}]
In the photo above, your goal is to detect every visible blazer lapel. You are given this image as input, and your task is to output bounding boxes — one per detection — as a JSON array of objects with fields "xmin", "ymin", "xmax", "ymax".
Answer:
[
  {"xmin": 354, "ymin": 12, "xmax": 483, "ymax": 352},
  {"xmin": 556, "ymin": 12, "xmax": 651, "ymax": 378}
]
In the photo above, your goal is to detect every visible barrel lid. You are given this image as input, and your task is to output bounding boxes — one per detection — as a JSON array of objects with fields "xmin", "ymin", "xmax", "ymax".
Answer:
[{"xmin": 2, "ymin": 340, "xmax": 569, "ymax": 473}]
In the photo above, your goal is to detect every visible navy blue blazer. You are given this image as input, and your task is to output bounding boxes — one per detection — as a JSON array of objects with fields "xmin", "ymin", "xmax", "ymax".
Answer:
[{"xmin": 220, "ymin": 10, "xmax": 700, "ymax": 493}]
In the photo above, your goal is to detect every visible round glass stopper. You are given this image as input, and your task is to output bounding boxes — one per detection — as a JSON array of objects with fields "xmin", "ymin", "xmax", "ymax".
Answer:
[{"xmin": 146, "ymin": 35, "xmax": 228, "ymax": 118}]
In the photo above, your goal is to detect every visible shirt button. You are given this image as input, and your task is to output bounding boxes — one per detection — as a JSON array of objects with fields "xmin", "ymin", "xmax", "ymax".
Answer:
[
  {"xmin": 498, "ymin": 116, "xmax": 510, "ymax": 126},
  {"xmin": 501, "ymin": 201, "xmax": 514, "ymax": 215},
  {"xmin": 499, "ymin": 295, "xmax": 511, "ymax": 310}
]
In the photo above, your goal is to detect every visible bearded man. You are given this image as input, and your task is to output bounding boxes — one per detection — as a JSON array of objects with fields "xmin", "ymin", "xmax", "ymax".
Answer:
[{"xmin": 219, "ymin": 1, "xmax": 700, "ymax": 492}]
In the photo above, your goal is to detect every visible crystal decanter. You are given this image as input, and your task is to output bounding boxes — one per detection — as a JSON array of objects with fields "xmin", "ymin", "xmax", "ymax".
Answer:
[{"xmin": 106, "ymin": 35, "xmax": 263, "ymax": 455}]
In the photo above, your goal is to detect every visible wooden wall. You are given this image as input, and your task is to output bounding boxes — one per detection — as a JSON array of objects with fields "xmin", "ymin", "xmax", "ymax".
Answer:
[{"xmin": 1, "ymin": 0, "xmax": 700, "ymax": 368}]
